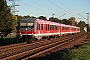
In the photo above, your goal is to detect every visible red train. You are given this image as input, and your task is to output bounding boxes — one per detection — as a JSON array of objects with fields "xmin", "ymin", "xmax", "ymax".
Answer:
[{"xmin": 17, "ymin": 18, "xmax": 80, "ymax": 42}]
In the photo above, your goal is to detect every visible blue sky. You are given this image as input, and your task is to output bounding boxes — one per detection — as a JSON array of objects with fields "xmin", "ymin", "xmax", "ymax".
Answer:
[{"xmin": 7, "ymin": 0, "xmax": 90, "ymax": 23}]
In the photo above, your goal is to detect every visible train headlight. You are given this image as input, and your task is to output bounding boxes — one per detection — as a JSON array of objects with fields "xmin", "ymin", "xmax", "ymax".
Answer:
[
  {"xmin": 20, "ymin": 35, "xmax": 22, "ymax": 37},
  {"xmin": 17, "ymin": 34, "xmax": 22, "ymax": 38},
  {"xmin": 26, "ymin": 28, "xmax": 27, "ymax": 30},
  {"xmin": 20, "ymin": 33, "xmax": 21, "ymax": 34}
]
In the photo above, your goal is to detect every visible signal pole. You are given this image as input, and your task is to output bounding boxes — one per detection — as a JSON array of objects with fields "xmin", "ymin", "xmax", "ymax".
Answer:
[
  {"xmin": 86, "ymin": 12, "xmax": 89, "ymax": 27},
  {"xmin": 78, "ymin": 13, "xmax": 90, "ymax": 32},
  {"xmin": 58, "ymin": 13, "xmax": 66, "ymax": 18},
  {"xmin": 86, "ymin": 12, "xmax": 90, "ymax": 32},
  {"xmin": 9, "ymin": 0, "xmax": 19, "ymax": 15},
  {"xmin": 52, "ymin": 13, "xmax": 55, "ymax": 18}
]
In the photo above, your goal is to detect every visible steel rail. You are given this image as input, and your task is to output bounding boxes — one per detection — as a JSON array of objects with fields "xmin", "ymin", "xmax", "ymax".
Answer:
[{"xmin": 1, "ymin": 33, "xmax": 83, "ymax": 60}]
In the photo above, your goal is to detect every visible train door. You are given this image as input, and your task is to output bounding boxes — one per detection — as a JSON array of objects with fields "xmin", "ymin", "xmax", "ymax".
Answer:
[
  {"xmin": 47, "ymin": 24, "xmax": 50, "ymax": 33},
  {"xmin": 45, "ymin": 24, "xmax": 48, "ymax": 33},
  {"xmin": 43, "ymin": 24, "xmax": 46, "ymax": 34},
  {"xmin": 37, "ymin": 23, "xmax": 40, "ymax": 39},
  {"xmin": 59, "ymin": 26, "xmax": 60, "ymax": 36},
  {"xmin": 41, "ymin": 24, "xmax": 44, "ymax": 35}
]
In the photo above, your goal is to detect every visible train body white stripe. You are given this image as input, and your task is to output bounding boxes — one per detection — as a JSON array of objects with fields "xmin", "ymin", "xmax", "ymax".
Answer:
[{"xmin": 21, "ymin": 32, "xmax": 78, "ymax": 36}]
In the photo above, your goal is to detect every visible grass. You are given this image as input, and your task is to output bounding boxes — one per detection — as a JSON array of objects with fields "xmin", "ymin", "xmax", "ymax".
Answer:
[
  {"xmin": 70, "ymin": 39, "xmax": 90, "ymax": 60},
  {"xmin": 30, "ymin": 39, "xmax": 90, "ymax": 60}
]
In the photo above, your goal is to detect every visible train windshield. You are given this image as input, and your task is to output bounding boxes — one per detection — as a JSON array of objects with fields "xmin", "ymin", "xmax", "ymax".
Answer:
[{"xmin": 20, "ymin": 23, "xmax": 34, "ymax": 29}]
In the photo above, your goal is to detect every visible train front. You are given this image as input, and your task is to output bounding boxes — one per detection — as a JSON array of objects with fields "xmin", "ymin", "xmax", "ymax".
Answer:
[{"xmin": 17, "ymin": 18, "xmax": 36, "ymax": 43}]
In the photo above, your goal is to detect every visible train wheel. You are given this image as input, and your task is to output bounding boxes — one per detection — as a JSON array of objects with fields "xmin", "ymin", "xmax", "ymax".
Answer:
[
  {"xmin": 47, "ymin": 36, "xmax": 50, "ymax": 40},
  {"xmin": 26, "ymin": 38, "xmax": 33, "ymax": 44},
  {"xmin": 38, "ymin": 38, "xmax": 42, "ymax": 41},
  {"xmin": 17, "ymin": 38, "xmax": 23, "ymax": 43},
  {"xmin": 16, "ymin": 38, "xmax": 19, "ymax": 42},
  {"xmin": 26, "ymin": 38, "xmax": 29, "ymax": 44}
]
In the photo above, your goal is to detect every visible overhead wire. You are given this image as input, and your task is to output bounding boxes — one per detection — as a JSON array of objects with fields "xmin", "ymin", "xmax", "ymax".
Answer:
[
  {"xmin": 31, "ymin": 0, "xmax": 70, "ymax": 17},
  {"xmin": 18, "ymin": 0, "xmax": 80, "ymax": 19},
  {"xmin": 7, "ymin": 0, "xmax": 88, "ymax": 22},
  {"xmin": 30, "ymin": 0, "xmax": 53, "ymax": 11},
  {"xmin": 19, "ymin": 1, "xmax": 52, "ymax": 15},
  {"xmin": 47, "ymin": 0, "xmax": 71, "ymax": 15},
  {"xmin": 78, "ymin": 13, "xmax": 87, "ymax": 19},
  {"xmin": 57, "ymin": 0, "xmax": 73, "ymax": 12},
  {"xmin": 30, "ymin": 0, "xmax": 60, "ymax": 17},
  {"xmin": 57, "ymin": 0, "xmax": 85, "ymax": 19}
]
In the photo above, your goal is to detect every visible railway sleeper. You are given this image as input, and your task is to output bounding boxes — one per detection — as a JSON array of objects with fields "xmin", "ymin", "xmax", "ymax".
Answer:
[{"xmin": 0, "ymin": 33, "xmax": 88, "ymax": 60}]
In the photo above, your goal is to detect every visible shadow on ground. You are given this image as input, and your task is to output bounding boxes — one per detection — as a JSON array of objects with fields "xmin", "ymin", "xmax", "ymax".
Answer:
[{"xmin": 0, "ymin": 38, "xmax": 18, "ymax": 46}]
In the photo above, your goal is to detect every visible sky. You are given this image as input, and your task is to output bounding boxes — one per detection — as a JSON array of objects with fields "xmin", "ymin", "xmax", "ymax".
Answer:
[{"xmin": 6, "ymin": 0, "xmax": 90, "ymax": 24}]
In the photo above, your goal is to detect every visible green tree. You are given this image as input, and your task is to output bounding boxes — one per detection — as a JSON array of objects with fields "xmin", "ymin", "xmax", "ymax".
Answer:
[
  {"xmin": 23, "ymin": 15, "xmax": 30, "ymax": 18},
  {"xmin": 69, "ymin": 17, "xmax": 76, "ymax": 26},
  {"xmin": 77, "ymin": 21, "xmax": 86, "ymax": 32},
  {"xmin": 49, "ymin": 17, "xmax": 59, "ymax": 22},
  {"xmin": 38, "ymin": 16, "xmax": 47, "ymax": 20},
  {"xmin": 0, "ymin": 0, "xmax": 17, "ymax": 34},
  {"xmin": 16, "ymin": 15, "xmax": 23, "ymax": 20},
  {"xmin": 62, "ymin": 19, "xmax": 71, "ymax": 25},
  {"xmin": 75, "ymin": 21, "xmax": 78, "ymax": 26},
  {"xmin": 30, "ymin": 16, "xmax": 36, "ymax": 18}
]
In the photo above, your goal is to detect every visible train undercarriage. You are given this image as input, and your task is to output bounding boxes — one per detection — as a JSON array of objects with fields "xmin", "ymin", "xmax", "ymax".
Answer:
[
  {"xmin": 16, "ymin": 33, "xmax": 61, "ymax": 43},
  {"xmin": 16, "ymin": 35, "xmax": 35, "ymax": 43}
]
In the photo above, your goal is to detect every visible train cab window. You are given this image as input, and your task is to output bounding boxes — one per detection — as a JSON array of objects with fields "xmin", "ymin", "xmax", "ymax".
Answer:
[
  {"xmin": 20, "ymin": 23, "xmax": 34, "ymax": 29},
  {"xmin": 27, "ymin": 23, "xmax": 34, "ymax": 29},
  {"xmin": 37, "ymin": 23, "xmax": 40, "ymax": 30}
]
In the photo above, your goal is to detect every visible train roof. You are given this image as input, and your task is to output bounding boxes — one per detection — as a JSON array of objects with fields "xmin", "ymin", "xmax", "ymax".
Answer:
[
  {"xmin": 19, "ymin": 18, "xmax": 80, "ymax": 28},
  {"xmin": 20, "ymin": 18, "xmax": 60, "ymax": 25},
  {"xmin": 60, "ymin": 24, "xmax": 70, "ymax": 27},
  {"xmin": 20, "ymin": 18, "xmax": 36, "ymax": 23},
  {"xmin": 36, "ymin": 19, "xmax": 60, "ymax": 26}
]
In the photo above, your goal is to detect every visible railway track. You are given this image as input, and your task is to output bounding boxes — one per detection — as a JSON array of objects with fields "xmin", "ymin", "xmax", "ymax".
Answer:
[
  {"xmin": 23, "ymin": 33, "xmax": 88, "ymax": 60},
  {"xmin": 0, "ymin": 33, "xmax": 88, "ymax": 60},
  {"xmin": 0, "ymin": 35, "xmax": 73, "ymax": 59}
]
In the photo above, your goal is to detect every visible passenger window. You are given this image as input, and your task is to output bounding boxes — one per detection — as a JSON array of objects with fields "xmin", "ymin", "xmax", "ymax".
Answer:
[
  {"xmin": 41, "ymin": 24, "xmax": 43, "ymax": 30},
  {"xmin": 46, "ymin": 24, "xmax": 47, "ymax": 30},
  {"xmin": 48, "ymin": 24, "xmax": 49, "ymax": 30}
]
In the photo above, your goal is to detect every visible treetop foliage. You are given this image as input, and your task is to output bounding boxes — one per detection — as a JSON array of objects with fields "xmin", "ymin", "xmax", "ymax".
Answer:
[
  {"xmin": 0, "ymin": 0, "xmax": 17, "ymax": 34},
  {"xmin": 0, "ymin": 0, "xmax": 87, "ymax": 33}
]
